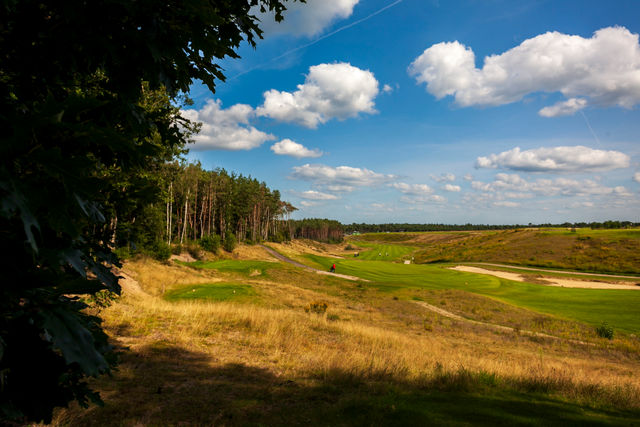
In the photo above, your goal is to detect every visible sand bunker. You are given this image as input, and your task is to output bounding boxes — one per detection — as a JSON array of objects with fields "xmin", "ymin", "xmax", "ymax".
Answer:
[{"xmin": 451, "ymin": 266, "xmax": 640, "ymax": 290}]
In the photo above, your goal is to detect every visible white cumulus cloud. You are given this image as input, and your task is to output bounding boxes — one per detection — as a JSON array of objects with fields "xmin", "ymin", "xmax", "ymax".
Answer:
[
  {"xmin": 271, "ymin": 139, "xmax": 323, "ymax": 158},
  {"xmin": 476, "ymin": 146, "xmax": 630, "ymax": 173},
  {"xmin": 409, "ymin": 26, "xmax": 640, "ymax": 113},
  {"xmin": 634, "ymin": 172, "xmax": 640, "ymax": 183},
  {"xmin": 257, "ymin": 62, "xmax": 379, "ymax": 128},
  {"xmin": 181, "ymin": 100, "xmax": 274, "ymax": 151},
  {"xmin": 431, "ymin": 173, "xmax": 456, "ymax": 182},
  {"xmin": 538, "ymin": 98, "xmax": 587, "ymax": 117},
  {"xmin": 391, "ymin": 182, "xmax": 434, "ymax": 195},
  {"xmin": 255, "ymin": 0, "xmax": 359, "ymax": 37},
  {"xmin": 291, "ymin": 164, "xmax": 395, "ymax": 187},
  {"xmin": 493, "ymin": 201, "xmax": 520, "ymax": 208},
  {"xmin": 444, "ymin": 184, "xmax": 461, "ymax": 192},
  {"xmin": 294, "ymin": 190, "xmax": 339, "ymax": 200},
  {"xmin": 472, "ymin": 173, "xmax": 633, "ymax": 197}
]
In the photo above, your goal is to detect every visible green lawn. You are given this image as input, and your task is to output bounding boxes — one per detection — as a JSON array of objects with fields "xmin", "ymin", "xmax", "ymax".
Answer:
[
  {"xmin": 307, "ymin": 255, "xmax": 640, "ymax": 333},
  {"xmin": 165, "ymin": 282, "xmax": 255, "ymax": 302},
  {"xmin": 349, "ymin": 243, "xmax": 417, "ymax": 262},
  {"xmin": 182, "ymin": 259, "xmax": 278, "ymax": 275}
]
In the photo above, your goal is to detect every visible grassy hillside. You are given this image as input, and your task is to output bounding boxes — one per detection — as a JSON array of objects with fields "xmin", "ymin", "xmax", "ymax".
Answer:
[
  {"xmin": 350, "ymin": 228, "xmax": 640, "ymax": 274},
  {"xmin": 308, "ymin": 255, "xmax": 640, "ymax": 333},
  {"xmin": 53, "ymin": 244, "xmax": 640, "ymax": 425}
]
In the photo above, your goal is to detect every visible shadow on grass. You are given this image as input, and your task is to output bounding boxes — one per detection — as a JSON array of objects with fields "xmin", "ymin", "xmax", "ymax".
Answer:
[{"xmin": 57, "ymin": 344, "xmax": 639, "ymax": 426}]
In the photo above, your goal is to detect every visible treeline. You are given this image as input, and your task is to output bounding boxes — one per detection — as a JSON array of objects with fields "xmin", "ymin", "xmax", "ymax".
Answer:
[
  {"xmin": 112, "ymin": 162, "xmax": 298, "ymax": 254},
  {"xmin": 290, "ymin": 218, "xmax": 344, "ymax": 243},
  {"xmin": 344, "ymin": 221, "xmax": 640, "ymax": 234}
]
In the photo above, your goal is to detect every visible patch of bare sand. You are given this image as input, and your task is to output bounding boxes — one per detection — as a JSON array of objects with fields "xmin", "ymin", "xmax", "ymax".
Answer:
[{"xmin": 451, "ymin": 266, "xmax": 640, "ymax": 290}]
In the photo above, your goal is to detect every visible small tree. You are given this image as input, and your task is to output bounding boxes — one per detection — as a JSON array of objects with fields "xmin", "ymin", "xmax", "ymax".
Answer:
[
  {"xmin": 200, "ymin": 234, "xmax": 221, "ymax": 253},
  {"xmin": 223, "ymin": 232, "xmax": 238, "ymax": 253}
]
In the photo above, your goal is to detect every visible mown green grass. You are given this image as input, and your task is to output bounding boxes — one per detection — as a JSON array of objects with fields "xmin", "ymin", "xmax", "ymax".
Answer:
[
  {"xmin": 165, "ymin": 283, "xmax": 255, "ymax": 302},
  {"xmin": 307, "ymin": 255, "xmax": 640, "ymax": 333},
  {"xmin": 354, "ymin": 243, "xmax": 417, "ymax": 261},
  {"xmin": 463, "ymin": 263, "xmax": 640, "ymax": 282},
  {"xmin": 182, "ymin": 259, "xmax": 278, "ymax": 275}
]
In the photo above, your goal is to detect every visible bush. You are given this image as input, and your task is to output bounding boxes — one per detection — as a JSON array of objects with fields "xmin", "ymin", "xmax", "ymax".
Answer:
[
  {"xmin": 185, "ymin": 243, "xmax": 202, "ymax": 260},
  {"xmin": 596, "ymin": 322, "xmax": 614, "ymax": 340},
  {"xmin": 345, "ymin": 244, "xmax": 356, "ymax": 250},
  {"xmin": 304, "ymin": 301, "xmax": 328, "ymax": 314},
  {"xmin": 223, "ymin": 232, "xmax": 237, "ymax": 252},
  {"xmin": 269, "ymin": 231, "xmax": 287, "ymax": 243},
  {"xmin": 171, "ymin": 244, "xmax": 183, "ymax": 255},
  {"xmin": 114, "ymin": 246, "xmax": 131, "ymax": 260},
  {"xmin": 151, "ymin": 240, "xmax": 171, "ymax": 261},
  {"xmin": 199, "ymin": 234, "xmax": 221, "ymax": 253},
  {"xmin": 85, "ymin": 290, "xmax": 119, "ymax": 310}
]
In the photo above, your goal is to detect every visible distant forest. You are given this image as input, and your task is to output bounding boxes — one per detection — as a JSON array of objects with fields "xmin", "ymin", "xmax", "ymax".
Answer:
[{"xmin": 343, "ymin": 221, "xmax": 640, "ymax": 234}]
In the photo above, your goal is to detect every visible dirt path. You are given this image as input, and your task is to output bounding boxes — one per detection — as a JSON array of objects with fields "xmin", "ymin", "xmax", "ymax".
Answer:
[
  {"xmin": 451, "ymin": 266, "xmax": 640, "ymax": 290},
  {"xmin": 260, "ymin": 244, "xmax": 369, "ymax": 282},
  {"xmin": 469, "ymin": 262, "xmax": 640, "ymax": 280},
  {"xmin": 414, "ymin": 301, "xmax": 591, "ymax": 346}
]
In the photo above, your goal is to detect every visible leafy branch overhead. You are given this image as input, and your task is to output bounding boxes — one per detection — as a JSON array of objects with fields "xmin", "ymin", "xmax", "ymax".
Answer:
[{"xmin": 0, "ymin": 0, "xmax": 302, "ymax": 423}]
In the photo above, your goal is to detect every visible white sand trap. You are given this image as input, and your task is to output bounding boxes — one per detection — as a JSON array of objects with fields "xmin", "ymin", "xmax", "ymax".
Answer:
[{"xmin": 451, "ymin": 266, "xmax": 640, "ymax": 290}]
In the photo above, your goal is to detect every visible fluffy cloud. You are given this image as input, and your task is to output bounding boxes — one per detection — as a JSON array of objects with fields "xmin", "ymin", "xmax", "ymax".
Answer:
[
  {"xmin": 538, "ymin": 98, "xmax": 587, "ymax": 117},
  {"xmin": 431, "ymin": 173, "xmax": 456, "ymax": 182},
  {"xmin": 270, "ymin": 139, "xmax": 323, "ymax": 158},
  {"xmin": 255, "ymin": 0, "xmax": 359, "ymax": 37},
  {"xmin": 443, "ymin": 184, "xmax": 461, "ymax": 192},
  {"xmin": 294, "ymin": 190, "xmax": 339, "ymax": 200},
  {"xmin": 409, "ymin": 26, "xmax": 640, "ymax": 113},
  {"xmin": 291, "ymin": 164, "xmax": 395, "ymax": 187},
  {"xmin": 476, "ymin": 146, "xmax": 630, "ymax": 173},
  {"xmin": 472, "ymin": 173, "xmax": 633, "ymax": 197},
  {"xmin": 493, "ymin": 201, "xmax": 520, "ymax": 208},
  {"xmin": 181, "ymin": 100, "xmax": 274, "ymax": 150},
  {"xmin": 391, "ymin": 182, "xmax": 434, "ymax": 195},
  {"xmin": 400, "ymin": 194, "xmax": 446, "ymax": 204},
  {"xmin": 257, "ymin": 63, "xmax": 379, "ymax": 128},
  {"xmin": 634, "ymin": 172, "xmax": 640, "ymax": 183},
  {"xmin": 327, "ymin": 185, "xmax": 355, "ymax": 192}
]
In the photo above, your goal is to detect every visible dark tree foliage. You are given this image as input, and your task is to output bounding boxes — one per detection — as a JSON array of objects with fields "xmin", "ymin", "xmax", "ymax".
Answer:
[
  {"xmin": 115, "ymin": 161, "xmax": 294, "ymax": 255},
  {"xmin": 291, "ymin": 219, "xmax": 344, "ymax": 243},
  {"xmin": 0, "ymin": 0, "xmax": 300, "ymax": 422}
]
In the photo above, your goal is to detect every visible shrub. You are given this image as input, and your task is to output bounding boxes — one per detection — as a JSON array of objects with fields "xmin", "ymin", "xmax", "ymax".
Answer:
[
  {"xmin": 269, "ymin": 231, "xmax": 287, "ymax": 243},
  {"xmin": 345, "ymin": 244, "xmax": 356, "ymax": 250},
  {"xmin": 596, "ymin": 322, "xmax": 614, "ymax": 340},
  {"xmin": 86, "ymin": 290, "xmax": 119, "ymax": 310},
  {"xmin": 151, "ymin": 240, "xmax": 171, "ymax": 261},
  {"xmin": 114, "ymin": 246, "xmax": 131, "ymax": 260},
  {"xmin": 305, "ymin": 301, "xmax": 328, "ymax": 314},
  {"xmin": 185, "ymin": 243, "xmax": 202, "ymax": 260},
  {"xmin": 223, "ymin": 232, "xmax": 237, "ymax": 252},
  {"xmin": 171, "ymin": 244, "xmax": 183, "ymax": 255},
  {"xmin": 199, "ymin": 234, "xmax": 221, "ymax": 253}
]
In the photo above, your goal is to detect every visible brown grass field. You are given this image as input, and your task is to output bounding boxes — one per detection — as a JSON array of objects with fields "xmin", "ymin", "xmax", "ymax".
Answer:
[{"xmin": 51, "ymin": 236, "xmax": 640, "ymax": 425}]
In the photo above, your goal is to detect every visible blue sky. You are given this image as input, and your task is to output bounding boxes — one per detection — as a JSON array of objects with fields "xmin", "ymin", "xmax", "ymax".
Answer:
[{"xmin": 183, "ymin": 0, "xmax": 640, "ymax": 224}]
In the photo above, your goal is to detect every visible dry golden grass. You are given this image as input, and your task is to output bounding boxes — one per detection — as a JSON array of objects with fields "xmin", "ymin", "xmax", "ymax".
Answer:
[{"xmin": 53, "ymin": 246, "xmax": 640, "ymax": 425}]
